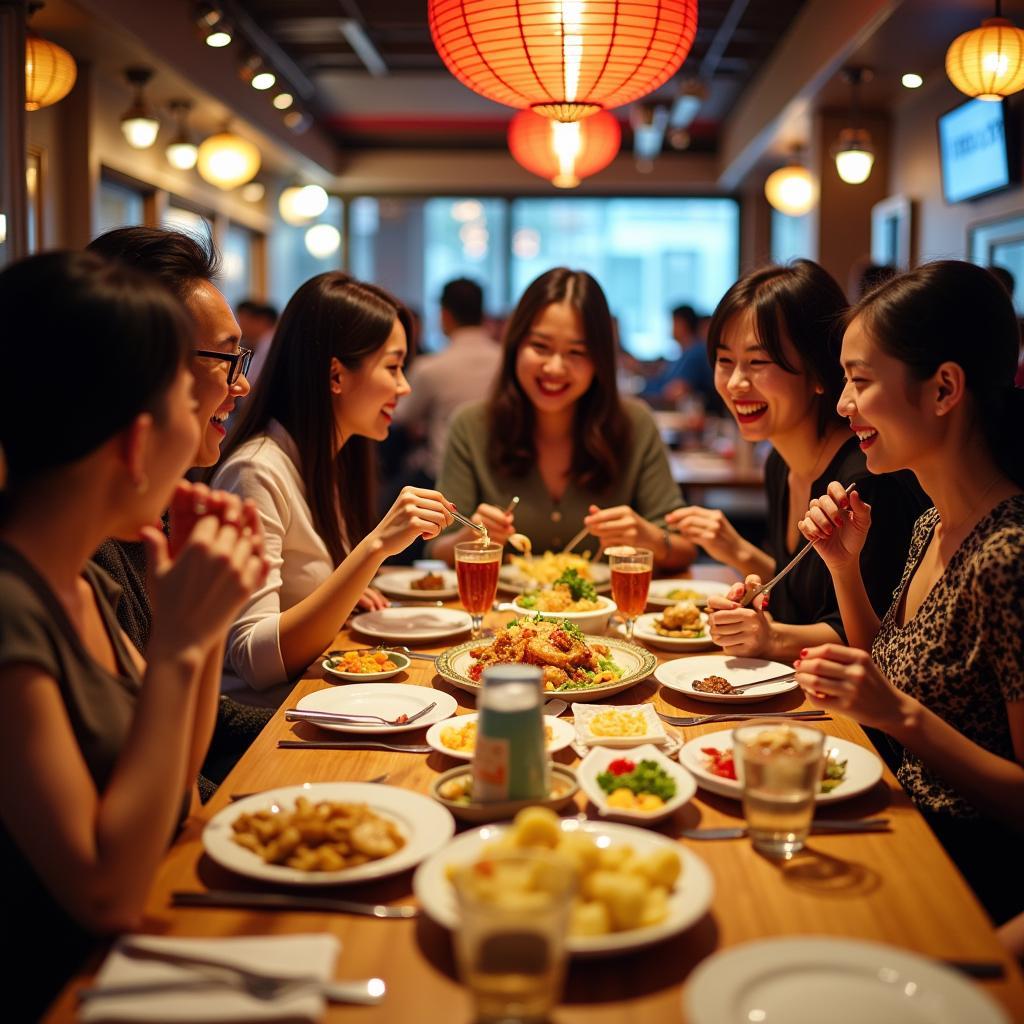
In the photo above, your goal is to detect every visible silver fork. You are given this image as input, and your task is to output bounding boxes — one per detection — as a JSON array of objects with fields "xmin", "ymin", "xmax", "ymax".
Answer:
[
  {"xmin": 285, "ymin": 702, "xmax": 437, "ymax": 728},
  {"xmin": 79, "ymin": 941, "xmax": 385, "ymax": 1005},
  {"xmin": 657, "ymin": 708, "xmax": 831, "ymax": 728}
]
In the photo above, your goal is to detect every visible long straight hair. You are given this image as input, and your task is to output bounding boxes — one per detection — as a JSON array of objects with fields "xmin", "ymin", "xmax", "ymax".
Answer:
[
  {"xmin": 487, "ymin": 268, "xmax": 630, "ymax": 492},
  {"xmin": 220, "ymin": 272, "xmax": 411, "ymax": 564}
]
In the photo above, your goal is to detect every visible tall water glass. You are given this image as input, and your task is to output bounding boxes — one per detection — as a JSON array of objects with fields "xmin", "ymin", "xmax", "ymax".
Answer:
[
  {"xmin": 452, "ymin": 850, "xmax": 576, "ymax": 1024},
  {"xmin": 608, "ymin": 547, "xmax": 653, "ymax": 642},
  {"xmin": 733, "ymin": 719, "xmax": 825, "ymax": 860},
  {"xmin": 455, "ymin": 541, "xmax": 503, "ymax": 638}
]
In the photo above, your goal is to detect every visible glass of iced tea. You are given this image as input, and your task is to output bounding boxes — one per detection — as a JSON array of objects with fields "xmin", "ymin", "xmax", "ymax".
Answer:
[
  {"xmin": 455, "ymin": 541, "xmax": 503, "ymax": 638},
  {"xmin": 733, "ymin": 720, "xmax": 825, "ymax": 860},
  {"xmin": 608, "ymin": 546, "xmax": 653, "ymax": 642},
  {"xmin": 452, "ymin": 850, "xmax": 576, "ymax": 1024}
]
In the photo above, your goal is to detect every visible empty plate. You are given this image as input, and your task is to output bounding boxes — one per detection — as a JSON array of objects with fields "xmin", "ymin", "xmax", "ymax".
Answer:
[
  {"xmin": 350, "ymin": 607, "xmax": 472, "ymax": 643},
  {"xmin": 295, "ymin": 683, "xmax": 457, "ymax": 734}
]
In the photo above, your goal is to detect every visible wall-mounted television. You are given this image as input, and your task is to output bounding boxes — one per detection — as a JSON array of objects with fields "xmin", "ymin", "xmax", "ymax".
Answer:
[{"xmin": 938, "ymin": 98, "xmax": 1016, "ymax": 204}]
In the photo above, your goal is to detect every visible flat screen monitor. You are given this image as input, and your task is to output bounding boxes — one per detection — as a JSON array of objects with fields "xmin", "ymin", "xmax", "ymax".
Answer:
[{"xmin": 938, "ymin": 98, "xmax": 1013, "ymax": 203}]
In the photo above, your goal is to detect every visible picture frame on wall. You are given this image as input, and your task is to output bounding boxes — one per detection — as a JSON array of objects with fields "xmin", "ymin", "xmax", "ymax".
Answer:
[
  {"xmin": 968, "ymin": 211, "xmax": 1024, "ymax": 315},
  {"xmin": 870, "ymin": 194, "xmax": 914, "ymax": 269}
]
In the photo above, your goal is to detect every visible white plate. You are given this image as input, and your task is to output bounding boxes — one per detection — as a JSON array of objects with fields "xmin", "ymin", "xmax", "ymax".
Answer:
[
  {"xmin": 350, "ymin": 607, "xmax": 472, "ymax": 643},
  {"xmin": 572, "ymin": 703, "xmax": 668, "ymax": 748},
  {"xmin": 499, "ymin": 560, "xmax": 612, "ymax": 594},
  {"xmin": 434, "ymin": 634, "xmax": 657, "ymax": 703},
  {"xmin": 684, "ymin": 936, "xmax": 1009, "ymax": 1024},
  {"xmin": 647, "ymin": 578, "xmax": 732, "ymax": 609},
  {"xmin": 413, "ymin": 817, "xmax": 714, "ymax": 957},
  {"xmin": 203, "ymin": 782, "xmax": 456, "ymax": 887},
  {"xmin": 425, "ymin": 712, "xmax": 576, "ymax": 761},
  {"xmin": 678, "ymin": 729, "xmax": 884, "ymax": 804},
  {"xmin": 629, "ymin": 611, "xmax": 716, "ymax": 652},
  {"xmin": 577, "ymin": 743, "xmax": 696, "ymax": 824},
  {"xmin": 321, "ymin": 650, "xmax": 411, "ymax": 682},
  {"xmin": 656, "ymin": 654, "xmax": 799, "ymax": 703},
  {"xmin": 295, "ymin": 684, "xmax": 458, "ymax": 734},
  {"xmin": 373, "ymin": 568, "xmax": 459, "ymax": 599}
]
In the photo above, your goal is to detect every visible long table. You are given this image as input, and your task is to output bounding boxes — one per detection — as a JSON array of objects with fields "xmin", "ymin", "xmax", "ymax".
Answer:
[{"xmin": 44, "ymin": 572, "xmax": 1024, "ymax": 1022}]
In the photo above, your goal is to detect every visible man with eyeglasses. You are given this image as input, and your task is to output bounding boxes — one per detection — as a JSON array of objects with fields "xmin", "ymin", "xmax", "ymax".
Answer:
[{"xmin": 85, "ymin": 227, "xmax": 266, "ymax": 799}]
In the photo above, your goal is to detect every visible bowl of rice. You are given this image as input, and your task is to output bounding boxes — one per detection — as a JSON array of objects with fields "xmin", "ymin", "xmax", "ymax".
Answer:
[{"xmin": 508, "ymin": 583, "xmax": 617, "ymax": 635}]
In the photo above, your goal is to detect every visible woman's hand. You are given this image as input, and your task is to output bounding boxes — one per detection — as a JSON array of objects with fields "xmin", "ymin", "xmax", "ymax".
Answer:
[
  {"xmin": 584, "ymin": 504, "xmax": 660, "ymax": 551},
  {"xmin": 707, "ymin": 576, "xmax": 774, "ymax": 657},
  {"xmin": 468, "ymin": 503, "xmax": 515, "ymax": 546},
  {"xmin": 794, "ymin": 643, "xmax": 913, "ymax": 731},
  {"xmin": 798, "ymin": 481, "xmax": 871, "ymax": 574},
  {"xmin": 144, "ymin": 511, "xmax": 270, "ymax": 662},
  {"xmin": 371, "ymin": 486, "xmax": 456, "ymax": 557},
  {"xmin": 358, "ymin": 586, "xmax": 390, "ymax": 611},
  {"xmin": 167, "ymin": 482, "xmax": 262, "ymax": 560},
  {"xmin": 666, "ymin": 505, "xmax": 745, "ymax": 567}
]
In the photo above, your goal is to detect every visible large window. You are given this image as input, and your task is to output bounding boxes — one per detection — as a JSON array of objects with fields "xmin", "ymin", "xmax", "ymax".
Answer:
[
  {"xmin": 269, "ymin": 195, "xmax": 343, "ymax": 312},
  {"xmin": 97, "ymin": 177, "xmax": 144, "ymax": 235},
  {"xmin": 770, "ymin": 209, "xmax": 813, "ymax": 265},
  {"xmin": 221, "ymin": 221, "xmax": 255, "ymax": 306},
  {"xmin": 346, "ymin": 196, "xmax": 739, "ymax": 358}
]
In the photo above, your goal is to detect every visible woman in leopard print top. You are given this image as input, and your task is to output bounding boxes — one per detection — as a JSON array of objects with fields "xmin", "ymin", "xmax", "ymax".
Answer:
[{"xmin": 794, "ymin": 261, "xmax": 1024, "ymax": 924}]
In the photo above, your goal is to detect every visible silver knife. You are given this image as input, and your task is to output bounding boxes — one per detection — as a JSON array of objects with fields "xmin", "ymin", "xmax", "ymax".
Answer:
[
  {"xmin": 680, "ymin": 818, "xmax": 891, "ymax": 840},
  {"xmin": 172, "ymin": 889, "xmax": 417, "ymax": 919}
]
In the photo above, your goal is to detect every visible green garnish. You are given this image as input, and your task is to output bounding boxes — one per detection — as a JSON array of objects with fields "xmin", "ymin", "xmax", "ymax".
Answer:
[
  {"xmin": 819, "ymin": 757, "xmax": 848, "ymax": 793},
  {"xmin": 518, "ymin": 593, "xmax": 538, "ymax": 608},
  {"xmin": 553, "ymin": 568, "xmax": 597, "ymax": 602},
  {"xmin": 596, "ymin": 760, "xmax": 677, "ymax": 801}
]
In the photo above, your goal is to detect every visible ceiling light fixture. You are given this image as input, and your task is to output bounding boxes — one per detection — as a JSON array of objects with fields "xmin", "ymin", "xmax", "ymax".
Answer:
[
  {"xmin": 164, "ymin": 99, "xmax": 198, "ymax": 170},
  {"xmin": 832, "ymin": 68, "xmax": 875, "ymax": 185},
  {"xmin": 279, "ymin": 184, "xmax": 329, "ymax": 224},
  {"xmin": 272, "ymin": 92, "xmax": 293, "ymax": 110},
  {"xmin": 428, "ymin": 0, "xmax": 698, "ymax": 121},
  {"xmin": 240, "ymin": 181, "xmax": 265, "ymax": 202},
  {"xmin": 24, "ymin": 7, "xmax": 78, "ymax": 112},
  {"xmin": 508, "ymin": 108, "xmax": 621, "ymax": 187},
  {"xmin": 901, "ymin": 72, "xmax": 923, "ymax": 89},
  {"xmin": 305, "ymin": 223, "xmax": 341, "ymax": 259},
  {"xmin": 196, "ymin": 4, "xmax": 232, "ymax": 47},
  {"xmin": 251, "ymin": 71, "xmax": 276, "ymax": 91},
  {"xmin": 196, "ymin": 130, "xmax": 261, "ymax": 190},
  {"xmin": 946, "ymin": 0, "xmax": 1024, "ymax": 100},
  {"xmin": 630, "ymin": 101, "xmax": 669, "ymax": 169},
  {"xmin": 120, "ymin": 66, "xmax": 160, "ymax": 149},
  {"xmin": 764, "ymin": 150, "xmax": 818, "ymax": 216}
]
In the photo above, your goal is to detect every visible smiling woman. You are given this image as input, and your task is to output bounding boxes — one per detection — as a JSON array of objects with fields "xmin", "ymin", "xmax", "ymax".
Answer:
[{"xmin": 211, "ymin": 272, "xmax": 455, "ymax": 705}]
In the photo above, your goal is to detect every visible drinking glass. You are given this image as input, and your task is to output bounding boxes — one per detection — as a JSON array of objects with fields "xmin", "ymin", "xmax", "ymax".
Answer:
[
  {"xmin": 452, "ymin": 850, "xmax": 576, "ymax": 1024},
  {"xmin": 733, "ymin": 719, "xmax": 826, "ymax": 860},
  {"xmin": 608, "ymin": 547, "xmax": 653, "ymax": 642},
  {"xmin": 455, "ymin": 541, "xmax": 503, "ymax": 638}
]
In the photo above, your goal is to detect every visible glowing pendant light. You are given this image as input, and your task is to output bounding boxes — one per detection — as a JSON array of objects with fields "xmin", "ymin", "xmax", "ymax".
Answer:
[
  {"xmin": 278, "ymin": 184, "xmax": 329, "ymax": 225},
  {"xmin": 946, "ymin": 2, "xmax": 1024, "ymax": 101},
  {"xmin": 25, "ymin": 32, "xmax": 77, "ymax": 111},
  {"xmin": 832, "ymin": 69, "xmax": 875, "ymax": 185},
  {"xmin": 165, "ymin": 100, "xmax": 198, "ymax": 170},
  {"xmin": 196, "ymin": 131, "xmax": 261, "ymax": 190},
  {"xmin": 765, "ymin": 156, "xmax": 818, "ymax": 217},
  {"xmin": 305, "ymin": 223, "xmax": 341, "ymax": 259},
  {"xmin": 120, "ymin": 66, "xmax": 160, "ymax": 149},
  {"xmin": 429, "ymin": 0, "xmax": 699, "ymax": 121},
  {"xmin": 508, "ymin": 108, "xmax": 621, "ymax": 187}
]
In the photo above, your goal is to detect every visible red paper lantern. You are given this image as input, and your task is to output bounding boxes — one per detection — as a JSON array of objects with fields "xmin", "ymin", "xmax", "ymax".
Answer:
[
  {"xmin": 429, "ymin": 0, "xmax": 698, "ymax": 121},
  {"xmin": 508, "ymin": 108, "xmax": 621, "ymax": 186}
]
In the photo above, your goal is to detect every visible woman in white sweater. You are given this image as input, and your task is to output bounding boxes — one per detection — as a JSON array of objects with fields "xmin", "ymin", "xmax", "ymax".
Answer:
[{"xmin": 213, "ymin": 272, "xmax": 453, "ymax": 705}]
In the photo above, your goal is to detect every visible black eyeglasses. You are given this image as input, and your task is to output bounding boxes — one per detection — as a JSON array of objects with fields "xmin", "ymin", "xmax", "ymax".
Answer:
[{"xmin": 193, "ymin": 346, "xmax": 254, "ymax": 385}]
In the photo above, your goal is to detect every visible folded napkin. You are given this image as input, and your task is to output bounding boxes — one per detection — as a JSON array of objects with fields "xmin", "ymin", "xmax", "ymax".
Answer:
[{"xmin": 80, "ymin": 933, "xmax": 340, "ymax": 1023}]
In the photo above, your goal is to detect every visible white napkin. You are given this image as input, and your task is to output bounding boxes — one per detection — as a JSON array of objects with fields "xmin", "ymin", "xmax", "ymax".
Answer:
[{"xmin": 79, "ymin": 933, "xmax": 340, "ymax": 1023}]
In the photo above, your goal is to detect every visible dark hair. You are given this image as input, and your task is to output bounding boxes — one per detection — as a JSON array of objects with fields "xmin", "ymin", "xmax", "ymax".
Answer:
[
  {"xmin": 707, "ymin": 259, "xmax": 848, "ymax": 437},
  {"xmin": 440, "ymin": 277, "xmax": 484, "ymax": 327},
  {"xmin": 671, "ymin": 304, "xmax": 699, "ymax": 333},
  {"xmin": 488, "ymin": 268, "xmax": 630, "ymax": 492},
  {"xmin": 237, "ymin": 299, "xmax": 279, "ymax": 322},
  {"xmin": 87, "ymin": 226, "xmax": 220, "ymax": 303},
  {"xmin": 219, "ymin": 272, "xmax": 412, "ymax": 564},
  {"xmin": 989, "ymin": 265, "xmax": 1016, "ymax": 298},
  {"xmin": 852, "ymin": 260, "xmax": 1024, "ymax": 487},
  {"xmin": 858, "ymin": 263, "xmax": 898, "ymax": 299},
  {"xmin": 0, "ymin": 251, "xmax": 190, "ymax": 488}
]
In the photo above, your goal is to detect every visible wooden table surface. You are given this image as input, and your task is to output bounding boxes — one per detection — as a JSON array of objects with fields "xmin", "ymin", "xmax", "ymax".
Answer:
[{"xmin": 44, "ymin": 568, "xmax": 1024, "ymax": 1022}]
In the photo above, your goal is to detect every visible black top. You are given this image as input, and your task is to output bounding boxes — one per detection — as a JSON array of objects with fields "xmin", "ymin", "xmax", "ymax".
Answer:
[
  {"xmin": 0, "ymin": 541, "xmax": 148, "ymax": 1019},
  {"xmin": 763, "ymin": 437, "xmax": 930, "ymax": 640}
]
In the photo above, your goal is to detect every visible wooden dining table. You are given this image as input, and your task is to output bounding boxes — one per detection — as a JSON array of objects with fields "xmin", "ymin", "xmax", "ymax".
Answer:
[{"xmin": 44, "ymin": 567, "xmax": 1024, "ymax": 1022}]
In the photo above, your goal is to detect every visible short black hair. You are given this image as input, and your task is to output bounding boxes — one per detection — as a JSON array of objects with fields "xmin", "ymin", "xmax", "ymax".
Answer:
[
  {"xmin": 87, "ymin": 226, "xmax": 220, "ymax": 303},
  {"xmin": 990, "ymin": 265, "xmax": 1016, "ymax": 297},
  {"xmin": 671, "ymin": 304, "xmax": 699, "ymax": 332},
  {"xmin": 440, "ymin": 277, "xmax": 483, "ymax": 327},
  {"xmin": 857, "ymin": 263, "xmax": 898, "ymax": 299},
  {"xmin": 236, "ymin": 299, "xmax": 279, "ymax": 323}
]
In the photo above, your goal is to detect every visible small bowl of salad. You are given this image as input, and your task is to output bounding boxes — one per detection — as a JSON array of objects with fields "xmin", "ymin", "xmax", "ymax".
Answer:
[
  {"xmin": 577, "ymin": 744, "xmax": 696, "ymax": 825},
  {"xmin": 509, "ymin": 568, "xmax": 617, "ymax": 635}
]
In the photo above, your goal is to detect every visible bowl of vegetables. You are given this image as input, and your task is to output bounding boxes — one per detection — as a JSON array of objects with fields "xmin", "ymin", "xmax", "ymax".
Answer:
[
  {"xmin": 509, "ymin": 568, "xmax": 617, "ymax": 635},
  {"xmin": 577, "ymin": 744, "xmax": 696, "ymax": 825}
]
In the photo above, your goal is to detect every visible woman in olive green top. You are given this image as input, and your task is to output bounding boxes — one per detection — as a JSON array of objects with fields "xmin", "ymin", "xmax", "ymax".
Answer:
[{"xmin": 431, "ymin": 268, "xmax": 696, "ymax": 568}]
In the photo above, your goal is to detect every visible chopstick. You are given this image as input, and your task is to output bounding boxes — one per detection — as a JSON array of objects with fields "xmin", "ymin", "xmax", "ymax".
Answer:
[
  {"xmin": 449, "ymin": 507, "xmax": 486, "ymax": 535},
  {"xmin": 561, "ymin": 526, "xmax": 589, "ymax": 554}
]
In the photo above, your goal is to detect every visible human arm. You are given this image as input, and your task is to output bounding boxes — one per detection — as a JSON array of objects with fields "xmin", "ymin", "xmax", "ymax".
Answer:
[
  {"xmin": 582, "ymin": 503, "xmax": 694, "ymax": 569},
  {"xmin": 666, "ymin": 505, "xmax": 774, "ymax": 577},
  {"xmin": 707, "ymin": 576, "xmax": 842, "ymax": 661},
  {"xmin": 795, "ymin": 644, "xmax": 1024, "ymax": 830}
]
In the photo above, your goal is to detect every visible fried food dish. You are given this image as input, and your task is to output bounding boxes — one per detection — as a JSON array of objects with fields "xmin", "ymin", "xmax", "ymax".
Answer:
[
  {"xmin": 468, "ymin": 617, "xmax": 621, "ymax": 691},
  {"xmin": 519, "ymin": 568, "xmax": 602, "ymax": 613},
  {"xmin": 692, "ymin": 674, "xmax": 735, "ymax": 694},
  {"xmin": 410, "ymin": 572, "xmax": 446, "ymax": 590},
  {"xmin": 231, "ymin": 797, "xmax": 405, "ymax": 872},
  {"xmin": 652, "ymin": 601, "xmax": 706, "ymax": 638}
]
